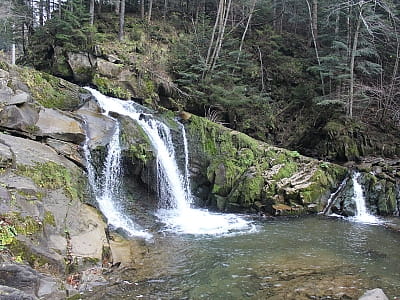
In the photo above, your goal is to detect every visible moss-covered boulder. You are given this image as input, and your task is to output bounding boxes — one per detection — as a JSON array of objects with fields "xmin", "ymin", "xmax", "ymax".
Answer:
[{"xmin": 186, "ymin": 115, "xmax": 347, "ymax": 215}]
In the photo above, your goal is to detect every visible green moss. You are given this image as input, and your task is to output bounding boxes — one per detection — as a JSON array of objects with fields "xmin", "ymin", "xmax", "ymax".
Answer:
[
  {"xmin": 0, "ymin": 60, "xmax": 9, "ymax": 71},
  {"xmin": 0, "ymin": 224, "xmax": 17, "ymax": 249},
  {"xmin": 128, "ymin": 144, "xmax": 152, "ymax": 163},
  {"xmin": 273, "ymin": 162, "xmax": 298, "ymax": 181},
  {"xmin": 17, "ymin": 67, "xmax": 83, "ymax": 110},
  {"xmin": 16, "ymin": 162, "xmax": 85, "ymax": 201},
  {"xmin": 44, "ymin": 211, "xmax": 56, "ymax": 227},
  {"xmin": 93, "ymin": 74, "xmax": 131, "ymax": 100}
]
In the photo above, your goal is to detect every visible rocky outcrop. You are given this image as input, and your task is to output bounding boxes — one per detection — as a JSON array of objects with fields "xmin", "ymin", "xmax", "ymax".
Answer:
[
  {"xmin": 0, "ymin": 62, "xmax": 146, "ymax": 297},
  {"xmin": 327, "ymin": 158, "xmax": 400, "ymax": 217},
  {"xmin": 186, "ymin": 115, "xmax": 347, "ymax": 214},
  {"xmin": 359, "ymin": 288, "xmax": 389, "ymax": 300}
]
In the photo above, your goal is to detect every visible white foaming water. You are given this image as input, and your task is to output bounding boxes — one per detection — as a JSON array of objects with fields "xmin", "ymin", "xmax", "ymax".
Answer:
[
  {"xmin": 349, "ymin": 172, "xmax": 381, "ymax": 225},
  {"xmin": 83, "ymin": 120, "xmax": 152, "ymax": 239},
  {"xmin": 86, "ymin": 88, "xmax": 254, "ymax": 235}
]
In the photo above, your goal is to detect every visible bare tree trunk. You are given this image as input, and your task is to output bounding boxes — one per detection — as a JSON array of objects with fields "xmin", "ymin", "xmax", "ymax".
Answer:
[
  {"xmin": 257, "ymin": 46, "xmax": 265, "ymax": 92},
  {"xmin": 58, "ymin": 0, "xmax": 62, "ymax": 17},
  {"xmin": 119, "ymin": 0, "xmax": 125, "ymax": 41},
  {"xmin": 335, "ymin": 9, "xmax": 340, "ymax": 37},
  {"xmin": 115, "ymin": 0, "xmax": 120, "ymax": 15},
  {"xmin": 209, "ymin": 0, "xmax": 232, "ymax": 72},
  {"xmin": 163, "ymin": 0, "xmax": 168, "ymax": 20},
  {"xmin": 236, "ymin": 0, "xmax": 257, "ymax": 65},
  {"xmin": 46, "ymin": 0, "xmax": 51, "ymax": 20},
  {"xmin": 39, "ymin": 0, "xmax": 44, "ymax": 26},
  {"xmin": 147, "ymin": 0, "xmax": 153, "ymax": 22},
  {"xmin": 203, "ymin": 0, "xmax": 223, "ymax": 77},
  {"xmin": 141, "ymin": 0, "xmax": 145, "ymax": 19},
  {"xmin": 89, "ymin": 0, "xmax": 95, "ymax": 25},
  {"xmin": 306, "ymin": 0, "xmax": 325, "ymax": 95},
  {"xmin": 11, "ymin": 44, "xmax": 15, "ymax": 65},
  {"xmin": 348, "ymin": 14, "xmax": 361, "ymax": 118},
  {"xmin": 312, "ymin": 0, "xmax": 318, "ymax": 46},
  {"xmin": 272, "ymin": 0, "xmax": 277, "ymax": 30}
]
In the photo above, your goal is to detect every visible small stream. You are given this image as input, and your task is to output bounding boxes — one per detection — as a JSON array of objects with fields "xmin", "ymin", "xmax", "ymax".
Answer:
[{"xmin": 83, "ymin": 216, "xmax": 400, "ymax": 299}]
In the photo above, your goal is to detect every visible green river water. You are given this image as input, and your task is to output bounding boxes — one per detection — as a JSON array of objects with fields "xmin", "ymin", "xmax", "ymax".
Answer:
[{"xmin": 84, "ymin": 215, "xmax": 400, "ymax": 299}]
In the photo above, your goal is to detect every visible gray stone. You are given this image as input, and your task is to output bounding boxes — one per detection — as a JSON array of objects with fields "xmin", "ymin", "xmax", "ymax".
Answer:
[
  {"xmin": 358, "ymin": 288, "xmax": 388, "ymax": 300},
  {"xmin": 0, "ymin": 142, "xmax": 13, "ymax": 168},
  {"xmin": 0, "ymin": 263, "xmax": 39, "ymax": 297},
  {"xmin": 77, "ymin": 101, "xmax": 116, "ymax": 149},
  {"xmin": 97, "ymin": 59, "xmax": 122, "ymax": 78},
  {"xmin": 46, "ymin": 138, "xmax": 85, "ymax": 167},
  {"xmin": 0, "ymin": 86, "xmax": 12, "ymax": 103},
  {"xmin": 0, "ymin": 133, "xmax": 78, "ymax": 169},
  {"xmin": 36, "ymin": 108, "xmax": 85, "ymax": 144},
  {"xmin": 7, "ymin": 91, "xmax": 32, "ymax": 105},
  {"xmin": 0, "ymin": 285, "xmax": 38, "ymax": 300},
  {"xmin": 67, "ymin": 52, "xmax": 95, "ymax": 82},
  {"xmin": 0, "ymin": 103, "xmax": 39, "ymax": 132}
]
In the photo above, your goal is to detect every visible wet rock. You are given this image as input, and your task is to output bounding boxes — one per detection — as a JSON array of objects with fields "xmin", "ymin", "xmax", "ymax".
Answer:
[
  {"xmin": 76, "ymin": 101, "xmax": 116, "ymax": 149},
  {"xmin": 359, "ymin": 288, "xmax": 388, "ymax": 300},
  {"xmin": 36, "ymin": 108, "xmax": 85, "ymax": 144}
]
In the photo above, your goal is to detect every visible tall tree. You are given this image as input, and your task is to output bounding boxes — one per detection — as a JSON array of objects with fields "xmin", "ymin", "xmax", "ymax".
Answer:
[{"xmin": 119, "ymin": 0, "xmax": 125, "ymax": 41}]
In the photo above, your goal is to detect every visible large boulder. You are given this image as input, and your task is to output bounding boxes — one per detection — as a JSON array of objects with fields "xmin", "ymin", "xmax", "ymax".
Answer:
[
  {"xmin": 35, "ymin": 108, "xmax": 85, "ymax": 144},
  {"xmin": 76, "ymin": 100, "xmax": 116, "ymax": 149},
  {"xmin": 0, "ymin": 104, "xmax": 39, "ymax": 133},
  {"xmin": 186, "ymin": 115, "xmax": 347, "ymax": 214},
  {"xmin": 0, "ymin": 263, "xmax": 63, "ymax": 299},
  {"xmin": 67, "ymin": 52, "xmax": 96, "ymax": 83}
]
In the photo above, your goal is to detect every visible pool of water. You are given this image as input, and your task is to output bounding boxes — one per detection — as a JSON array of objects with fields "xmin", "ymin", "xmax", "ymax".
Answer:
[{"xmin": 83, "ymin": 215, "xmax": 400, "ymax": 299}]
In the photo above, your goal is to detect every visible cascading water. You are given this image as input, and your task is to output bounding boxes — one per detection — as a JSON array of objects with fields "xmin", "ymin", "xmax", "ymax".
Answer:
[
  {"xmin": 349, "ymin": 172, "xmax": 381, "ymax": 224},
  {"xmin": 85, "ymin": 88, "xmax": 255, "ymax": 235},
  {"xmin": 83, "ymin": 121, "xmax": 152, "ymax": 239}
]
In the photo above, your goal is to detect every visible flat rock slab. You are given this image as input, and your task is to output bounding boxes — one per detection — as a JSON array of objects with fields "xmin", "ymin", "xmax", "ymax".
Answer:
[
  {"xmin": 359, "ymin": 288, "xmax": 389, "ymax": 300},
  {"xmin": 0, "ymin": 133, "xmax": 77, "ymax": 170},
  {"xmin": 36, "ymin": 108, "xmax": 85, "ymax": 144}
]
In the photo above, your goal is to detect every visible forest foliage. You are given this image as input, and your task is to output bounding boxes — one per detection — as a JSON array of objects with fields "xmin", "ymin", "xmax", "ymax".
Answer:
[{"xmin": 2, "ymin": 0, "xmax": 400, "ymax": 158}]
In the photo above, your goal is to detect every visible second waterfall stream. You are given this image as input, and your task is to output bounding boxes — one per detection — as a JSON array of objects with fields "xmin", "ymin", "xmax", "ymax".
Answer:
[{"xmin": 84, "ymin": 88, "xmax": 255, "ymax": 237}]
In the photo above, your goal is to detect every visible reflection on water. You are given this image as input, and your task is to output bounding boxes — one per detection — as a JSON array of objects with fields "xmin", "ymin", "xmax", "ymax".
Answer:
[{"xmin": 83, "ymin": 216, "xmax": 400, "ymax": 299}]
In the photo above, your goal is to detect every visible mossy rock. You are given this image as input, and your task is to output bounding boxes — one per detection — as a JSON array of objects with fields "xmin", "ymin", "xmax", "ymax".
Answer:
[
  {"xmin": 187, "ymin": 114, "xmax": 347, "ymax": 214},
  {"xmin": 16, "ymin": 66, "xmax": 87, "ymax": 110}
]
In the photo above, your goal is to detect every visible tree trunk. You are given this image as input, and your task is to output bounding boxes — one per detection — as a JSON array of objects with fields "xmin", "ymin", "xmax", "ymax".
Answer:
[
  {"xmin": 209, "ymin": 0, "xmax": 232, "ymax": 72},
  {"xmin": 58, "ymin": 0, "xmax": 62, "ymax": 17},
  {"xmin": 39, "ymin": 0, "xmax": 44, "ymax": 26},
  {"xmin": 119, "ymin": 0, "xmax": 125, "ymax": 41},
  {"xmin": 348, "ymin": 14, "xmax": 361, "ymax": 118},
  {"xmin": 11, "ymin": 44, "xmax": 15, "ymax": 65},
  {"xmin": 312, "ymin": 0, "xmax": 318, "ymax": 46},
  {"xmin": 46, "ymin": 0, "xmax": 51, "ymax": 20},
  {"xmin": 236, "ymin": 0, "xmax": 257, "ymax": 65},
  {"xmin": 147, "ymin": 0, "xmax": 153, "ymax": 22},
  {"xmin": 306, "ymin": 0, "xmax": 324, "ymax": 95},
  {"xmin": 115, "ymin": 0, "xmax": 120, "ymax": 15},
  {"xmin": 141, "ymin": 0, "xmax": 145, "ymax": 19},
  {"xmin": 163, "ymin": 0, "xmax": 168, "ymax": 20},
  {"xmin": 89, "ymin": 0, "xmax": 95, "ymax": 25}
]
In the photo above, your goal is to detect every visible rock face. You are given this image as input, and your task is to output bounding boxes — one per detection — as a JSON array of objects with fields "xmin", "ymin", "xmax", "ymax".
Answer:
[
  {"xmin": 0, "ymin": 62, "xmax": 145, "ymax": 298},
  {"xmin": 359, "ymin": 288, "xmax": 389, "ymax": 300},
  {"xmin": 186, "ymin": 115, "xmax": 347, "ymax": 214}
]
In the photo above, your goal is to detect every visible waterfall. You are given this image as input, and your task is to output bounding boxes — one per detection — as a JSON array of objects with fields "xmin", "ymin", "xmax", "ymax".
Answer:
[
  {"xmin": 349, "ymin": 172, "xmax": 381, "ymax": 224},
  {"xmin": 83, "ymin": 121, "xmax": 152, "ymax": 239},
  {"xmin": 85, "ymin": 88, "xmax": 255, "ymax": 235}
]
